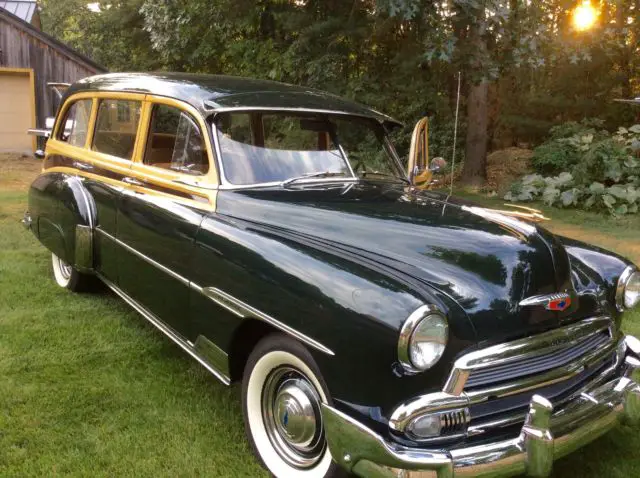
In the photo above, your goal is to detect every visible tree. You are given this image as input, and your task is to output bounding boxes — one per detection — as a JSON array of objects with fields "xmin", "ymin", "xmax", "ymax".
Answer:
[
  {"xmin": 39, "ymin": 0, "xmax": 639, "ymax": 184},
  {"xmin": 40, "ymin": 0, "xmax": 160, "ymax": 71}
]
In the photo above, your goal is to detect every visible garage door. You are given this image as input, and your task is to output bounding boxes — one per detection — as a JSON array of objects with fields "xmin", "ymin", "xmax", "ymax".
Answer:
[{"xmin": 0, "ymin": 69, "xmax": 34, "ymax": 153}]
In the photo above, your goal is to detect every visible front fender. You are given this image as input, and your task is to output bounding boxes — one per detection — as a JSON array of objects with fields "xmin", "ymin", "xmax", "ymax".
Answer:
[
  {"xmin": 559, "ymin": 235, "xmax": 635, "ymax": 320},
  {"xmin": 191, "ymin": 211, "xmax": 476, "ymax": 436},
  {"xmin": 28, "ymin": 172, "xmax": 96, "ymax": 271}
]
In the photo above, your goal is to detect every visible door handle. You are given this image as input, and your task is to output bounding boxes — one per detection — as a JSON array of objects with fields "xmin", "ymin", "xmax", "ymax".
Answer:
[
  {"xmin": 73, "ymin": 161, "xmax": 93, "ymax": 171},
  {"xmin": 122, "ymin": 176, "xmax": 144, "ymax": 187}
]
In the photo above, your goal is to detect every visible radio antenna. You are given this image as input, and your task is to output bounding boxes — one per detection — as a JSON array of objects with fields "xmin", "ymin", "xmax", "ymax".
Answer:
[{"xmin": 449, "ymin": 71, "xmax": 462, "ymax": 197}]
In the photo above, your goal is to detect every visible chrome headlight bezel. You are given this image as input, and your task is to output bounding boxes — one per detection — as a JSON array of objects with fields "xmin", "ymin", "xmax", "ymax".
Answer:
[
  {"xmin": 616, "ymin": 266, "xmax": 640, "ymax": 311},
  {"xmin": 398, "ymin": 305, "xmax": 449, "ymax": 373}
]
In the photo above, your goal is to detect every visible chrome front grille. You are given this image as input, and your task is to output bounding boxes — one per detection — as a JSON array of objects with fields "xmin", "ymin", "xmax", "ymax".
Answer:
[
  {"xmin": 464, "ymin": 330, "xmax": 611, "ymax": 390},
  {"xmin": 389, "ymin": 317, "xmax": 625, "ymax": 443},
  {"xmin": 440, "ymin": 409, "xmax": 469, "ymax": 435},
  {"xmin": 449, "ymin": 316, "xmax": 624, "ymax": 441},
  {"xmin": 443, "ymin": 316, "xmax": 617, "ymax": 396}
]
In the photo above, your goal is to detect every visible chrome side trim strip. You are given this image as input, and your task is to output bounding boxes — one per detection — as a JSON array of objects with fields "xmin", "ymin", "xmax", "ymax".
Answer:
[
  {"xmin": 95, "ymin": 228, "xmax": 190, "ymax": 286},
  {"xmin": 194, "ymin": 285, "xmax": 335, "ymax": 356},
  {"xmin": 194, "ymin": 334, "xmax": 230, "ymax": 379},
  {"xmin": 96, "ymin": 227, "xmax": 334, "ymax": 357},
  {"xmin": 97, "ymin": 273, "xmax": 231, "ymax": 386}
]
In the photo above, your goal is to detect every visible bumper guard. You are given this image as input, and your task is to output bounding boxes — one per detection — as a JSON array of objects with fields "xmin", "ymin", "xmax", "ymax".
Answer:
[{"xmin": 322, "ymin": 345, "xmax": 640, "ymax": 478}]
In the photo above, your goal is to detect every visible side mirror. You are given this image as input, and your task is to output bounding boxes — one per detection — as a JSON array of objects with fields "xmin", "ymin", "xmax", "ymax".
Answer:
[
  {"xmin": 429, "ymin": 157, "xmax": 447, "ymax": 173},
  {"xmin": 34, "ymin": 149, "xmax": 45, "ymax": 160}
]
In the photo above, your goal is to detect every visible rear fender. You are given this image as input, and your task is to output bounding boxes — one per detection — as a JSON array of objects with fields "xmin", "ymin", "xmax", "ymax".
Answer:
[{"xmin": 28, "ymin": 172, "xmax": 96, "ymax": 272}]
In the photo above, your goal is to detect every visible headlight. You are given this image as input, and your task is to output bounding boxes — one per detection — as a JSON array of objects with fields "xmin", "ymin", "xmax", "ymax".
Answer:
[
  {"xmin": 617, "ymin": 267, "xmax": 640, "ymax": 311},
  {"xmin": 398, "ymin": 305, "xmax": 449, "ymax": 373}
]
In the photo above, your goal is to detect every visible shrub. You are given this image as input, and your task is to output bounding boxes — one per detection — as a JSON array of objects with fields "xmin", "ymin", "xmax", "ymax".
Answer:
[
  {"xmin": 530, "ymin": 141, "xmax": 582, "ymax": 175},
  {"xmin": 505, "ymin": 124, "xmax": 640, "ymax": 216},
  {"xmin": 530, "ymin": 119, "xmax": 610, "ymax": 175}
]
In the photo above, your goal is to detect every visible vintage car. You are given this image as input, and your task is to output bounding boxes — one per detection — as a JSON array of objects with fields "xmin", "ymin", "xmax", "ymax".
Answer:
[{"xmin": 24, "ymin": 73, "xmax": 640, "ymax": 478}]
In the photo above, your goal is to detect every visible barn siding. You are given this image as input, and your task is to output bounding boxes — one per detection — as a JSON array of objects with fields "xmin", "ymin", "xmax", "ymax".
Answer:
[{"xmin": 0, "ymin": 14, "xmax": 104, "ymax": 129}]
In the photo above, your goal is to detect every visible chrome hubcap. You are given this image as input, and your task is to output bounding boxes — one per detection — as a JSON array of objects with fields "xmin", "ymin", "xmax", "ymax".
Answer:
[
  {"xmin": 262, "ymin": 367, "xmax": 325, "ymax": 468},
  {"xmin": 57, "ymin": 256, "xmax": 73, "ymax": 280}
]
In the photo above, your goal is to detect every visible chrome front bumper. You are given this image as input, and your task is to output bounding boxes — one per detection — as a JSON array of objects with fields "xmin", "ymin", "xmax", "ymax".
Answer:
[{"xmin": 322, "ymin": 344, "xmax": 640, "ymax": 478}]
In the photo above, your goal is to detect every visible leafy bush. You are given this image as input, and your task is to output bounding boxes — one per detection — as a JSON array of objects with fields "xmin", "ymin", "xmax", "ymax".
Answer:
[
  {"xmin": 506, "ymin": 124, "xmax": 640, "ymax": 215},
  {"xmin": 530, "ymin": 141, "xmax": 582, "ymax": 175},
  {"xmin": 530, "ymin": 119, "xmax": 609, "ymax": 175}
]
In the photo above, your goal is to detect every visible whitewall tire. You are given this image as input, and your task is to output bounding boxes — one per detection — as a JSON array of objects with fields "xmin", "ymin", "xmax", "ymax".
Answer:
[
  {"xmin": 51, "ymin": 253, "xmax": 92, "ymax": 292},
  {"xmin": 242, "ymin": 335, "xmax": 345, "ymax": 478}
]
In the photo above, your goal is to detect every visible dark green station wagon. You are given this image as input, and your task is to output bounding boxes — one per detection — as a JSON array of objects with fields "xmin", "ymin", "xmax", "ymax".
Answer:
[{"xmin": 24, "ymin": 72, "xmax": 640, "ymax": 478}]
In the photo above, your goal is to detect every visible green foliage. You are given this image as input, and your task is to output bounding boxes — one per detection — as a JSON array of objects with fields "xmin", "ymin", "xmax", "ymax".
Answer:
[
  {"xmin": 506, "ymin": 123, "xmax": 640, "ymax": 215},
  {"xmin": 530, "ymin": 141, "xmax": 583, "ymax": 176},
  {"xmin": 530, "ymin": 119, "xmax": 612, "ymax": 175},
  {"xmin": 40, "ymin": 0, "xmax": 160, "ymax": 71},
  {"xmin": 37, "ymin": 0, "xmax": 640, "ymax": 184}
]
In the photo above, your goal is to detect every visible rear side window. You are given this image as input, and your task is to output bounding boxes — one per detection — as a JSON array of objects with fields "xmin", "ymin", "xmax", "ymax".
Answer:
[
  {"xmin": 92, "ymin": 99, "xmax": 141, "ymax": 160},
  {"xmin": 144, "ymin": 104, "xmax": 208, "ymax": 175},
  {"xmin": 58, "ymin": 99, "xmax": 92, "ymax": 147}
]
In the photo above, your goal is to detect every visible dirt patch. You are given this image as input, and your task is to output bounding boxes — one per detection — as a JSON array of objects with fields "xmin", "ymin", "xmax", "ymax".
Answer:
[
  {"xmin": 0, "ymin": 153, "xmax": 42, "ymax": 191},
  {"xmin": 485, "ymin": 147, "xmax": 533, "ymax": 194},
  {"xmin": 447, "ymin": 148, "xmax": 533, "ymax": 194},
  {"xmin": 545, "ymin": 224, "xmax": 640, "ymax": 265}
]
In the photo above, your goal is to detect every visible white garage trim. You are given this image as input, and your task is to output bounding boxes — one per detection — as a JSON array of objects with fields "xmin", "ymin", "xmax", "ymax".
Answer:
[{"xmin": 0, "ymin": 67, "xmax": 37, "ymax": 153}]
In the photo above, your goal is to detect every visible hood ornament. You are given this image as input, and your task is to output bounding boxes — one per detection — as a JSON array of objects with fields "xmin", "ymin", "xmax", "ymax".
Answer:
[{"xmin": 520, "ymin": 292, "xmax": 573, "ymax": 311}]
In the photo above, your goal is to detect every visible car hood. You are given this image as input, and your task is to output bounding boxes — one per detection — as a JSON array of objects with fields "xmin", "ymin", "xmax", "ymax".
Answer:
[{"xmin": 215, "ymin": 183, "xmax": 579, "ymax": 342}]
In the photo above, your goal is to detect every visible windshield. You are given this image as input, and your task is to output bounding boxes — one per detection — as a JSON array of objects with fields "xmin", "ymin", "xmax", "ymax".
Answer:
[{"xmin": 213, "ymin": 111, "xmax": 405, "ymax": 186}]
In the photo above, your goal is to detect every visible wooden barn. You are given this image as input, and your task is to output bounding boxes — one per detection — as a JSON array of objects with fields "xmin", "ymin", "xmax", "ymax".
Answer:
[{"xmin": 0, "ymin": 1, "xmax": 105, "ymax": 153}]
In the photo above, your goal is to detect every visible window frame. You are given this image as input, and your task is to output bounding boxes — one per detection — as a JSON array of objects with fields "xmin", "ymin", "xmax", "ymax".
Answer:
[
  {"xmin": 52, "ymin": 92, "xmax": 146, "ymax": 168},
  {"xmin": 46, "ymin": 92, "xmax": 217, "ymax": 210},
  {"xmin": 55, "ymin": 98, "xmax": 94, "ymax": 147},
  {"xmin": 140, "ymin": 102, "xmax": 209, "ymax": 177},
  {"xmin": 210, "ymin": 108, "xmax": 405, "ymax": 189},
  {"xmin": 131, "ymin": 95, "xmax": 217, "ymax": 186},
  {"xmin": 91, "ymin": 97, "xmax": 144, "ymax": 162}
]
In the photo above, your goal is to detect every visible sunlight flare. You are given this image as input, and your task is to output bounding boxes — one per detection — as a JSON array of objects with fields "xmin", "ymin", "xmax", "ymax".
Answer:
[{"xmin": 573, "ymin": 1, "xmax": 598, "ymax": 31}]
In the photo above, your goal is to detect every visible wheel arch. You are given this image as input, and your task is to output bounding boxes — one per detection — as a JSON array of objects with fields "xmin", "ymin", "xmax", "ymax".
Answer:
[
  {"xmin": 227, "ymin": 319, "xmax": 286, "ymax": 383},
  {"xmin": 28, "ymin": 172, "xmax": 97, "ymax": 272}
]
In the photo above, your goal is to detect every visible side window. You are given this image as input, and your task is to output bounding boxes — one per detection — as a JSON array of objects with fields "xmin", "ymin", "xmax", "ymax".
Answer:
[
  {"xmin": 92, "ymin": 99, "xmax": 141, "ymax": 160},
  {"xmin": 144, "ymin": 104, "xmax": 208, "ymax": 175},
  {"xmin": 58, "ymin": 99, "xmax": 92, "ymax": 147}
]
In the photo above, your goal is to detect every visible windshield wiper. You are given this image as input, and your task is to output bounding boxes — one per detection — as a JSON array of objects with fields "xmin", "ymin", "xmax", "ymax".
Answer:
[
  {"xmin": 281, "ymin": 171, "xmax": 355, "ymax": 187},
  {"xmin": 357, "ymin": 171, "xmax": 410, "ymax": 185}
]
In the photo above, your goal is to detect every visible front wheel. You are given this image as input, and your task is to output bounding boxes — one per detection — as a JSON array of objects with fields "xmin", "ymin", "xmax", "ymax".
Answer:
[
  {"xmin": 242, "ymin": 334, "xmax": 345, "ymax": 478},
  {"xmin": 51, "ymin": 253, "xmax": 93, "ymax": 292}
]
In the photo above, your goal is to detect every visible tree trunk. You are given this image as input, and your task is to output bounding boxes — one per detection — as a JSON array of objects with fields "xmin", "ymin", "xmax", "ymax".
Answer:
[{"xmin": 461, "ymin": 80, "xmax": 489, "ymax": 186}]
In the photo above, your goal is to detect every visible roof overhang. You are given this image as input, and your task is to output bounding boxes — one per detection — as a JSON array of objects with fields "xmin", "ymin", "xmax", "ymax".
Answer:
[
  {"xmin": 204, "ymin": 91, "xmax": 403, "ymax": 128},
  {"xmin": 0, "ymin": 7, "xmax": 106, "ymax": 73}
]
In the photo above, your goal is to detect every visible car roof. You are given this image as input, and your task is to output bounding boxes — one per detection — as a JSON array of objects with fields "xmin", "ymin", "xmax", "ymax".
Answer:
[{"xmin": 64, "ymin": 72, "xmax": 402, "ymax": 127}]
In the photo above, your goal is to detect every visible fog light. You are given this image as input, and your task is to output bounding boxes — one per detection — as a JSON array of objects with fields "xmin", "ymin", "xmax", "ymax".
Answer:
[{"xmin": 407, "ymin": 408, "xmax": 470, "ymax": 440}]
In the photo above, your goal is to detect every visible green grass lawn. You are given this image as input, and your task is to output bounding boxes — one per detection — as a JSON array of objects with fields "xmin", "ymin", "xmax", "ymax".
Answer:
[
  {"xmin": 0, "ymin": 156, "xmax": 268, "ymax": 476},
  {"xmin": 0, "ymin": 156, "xmax": 638, "ymax": 477}
]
